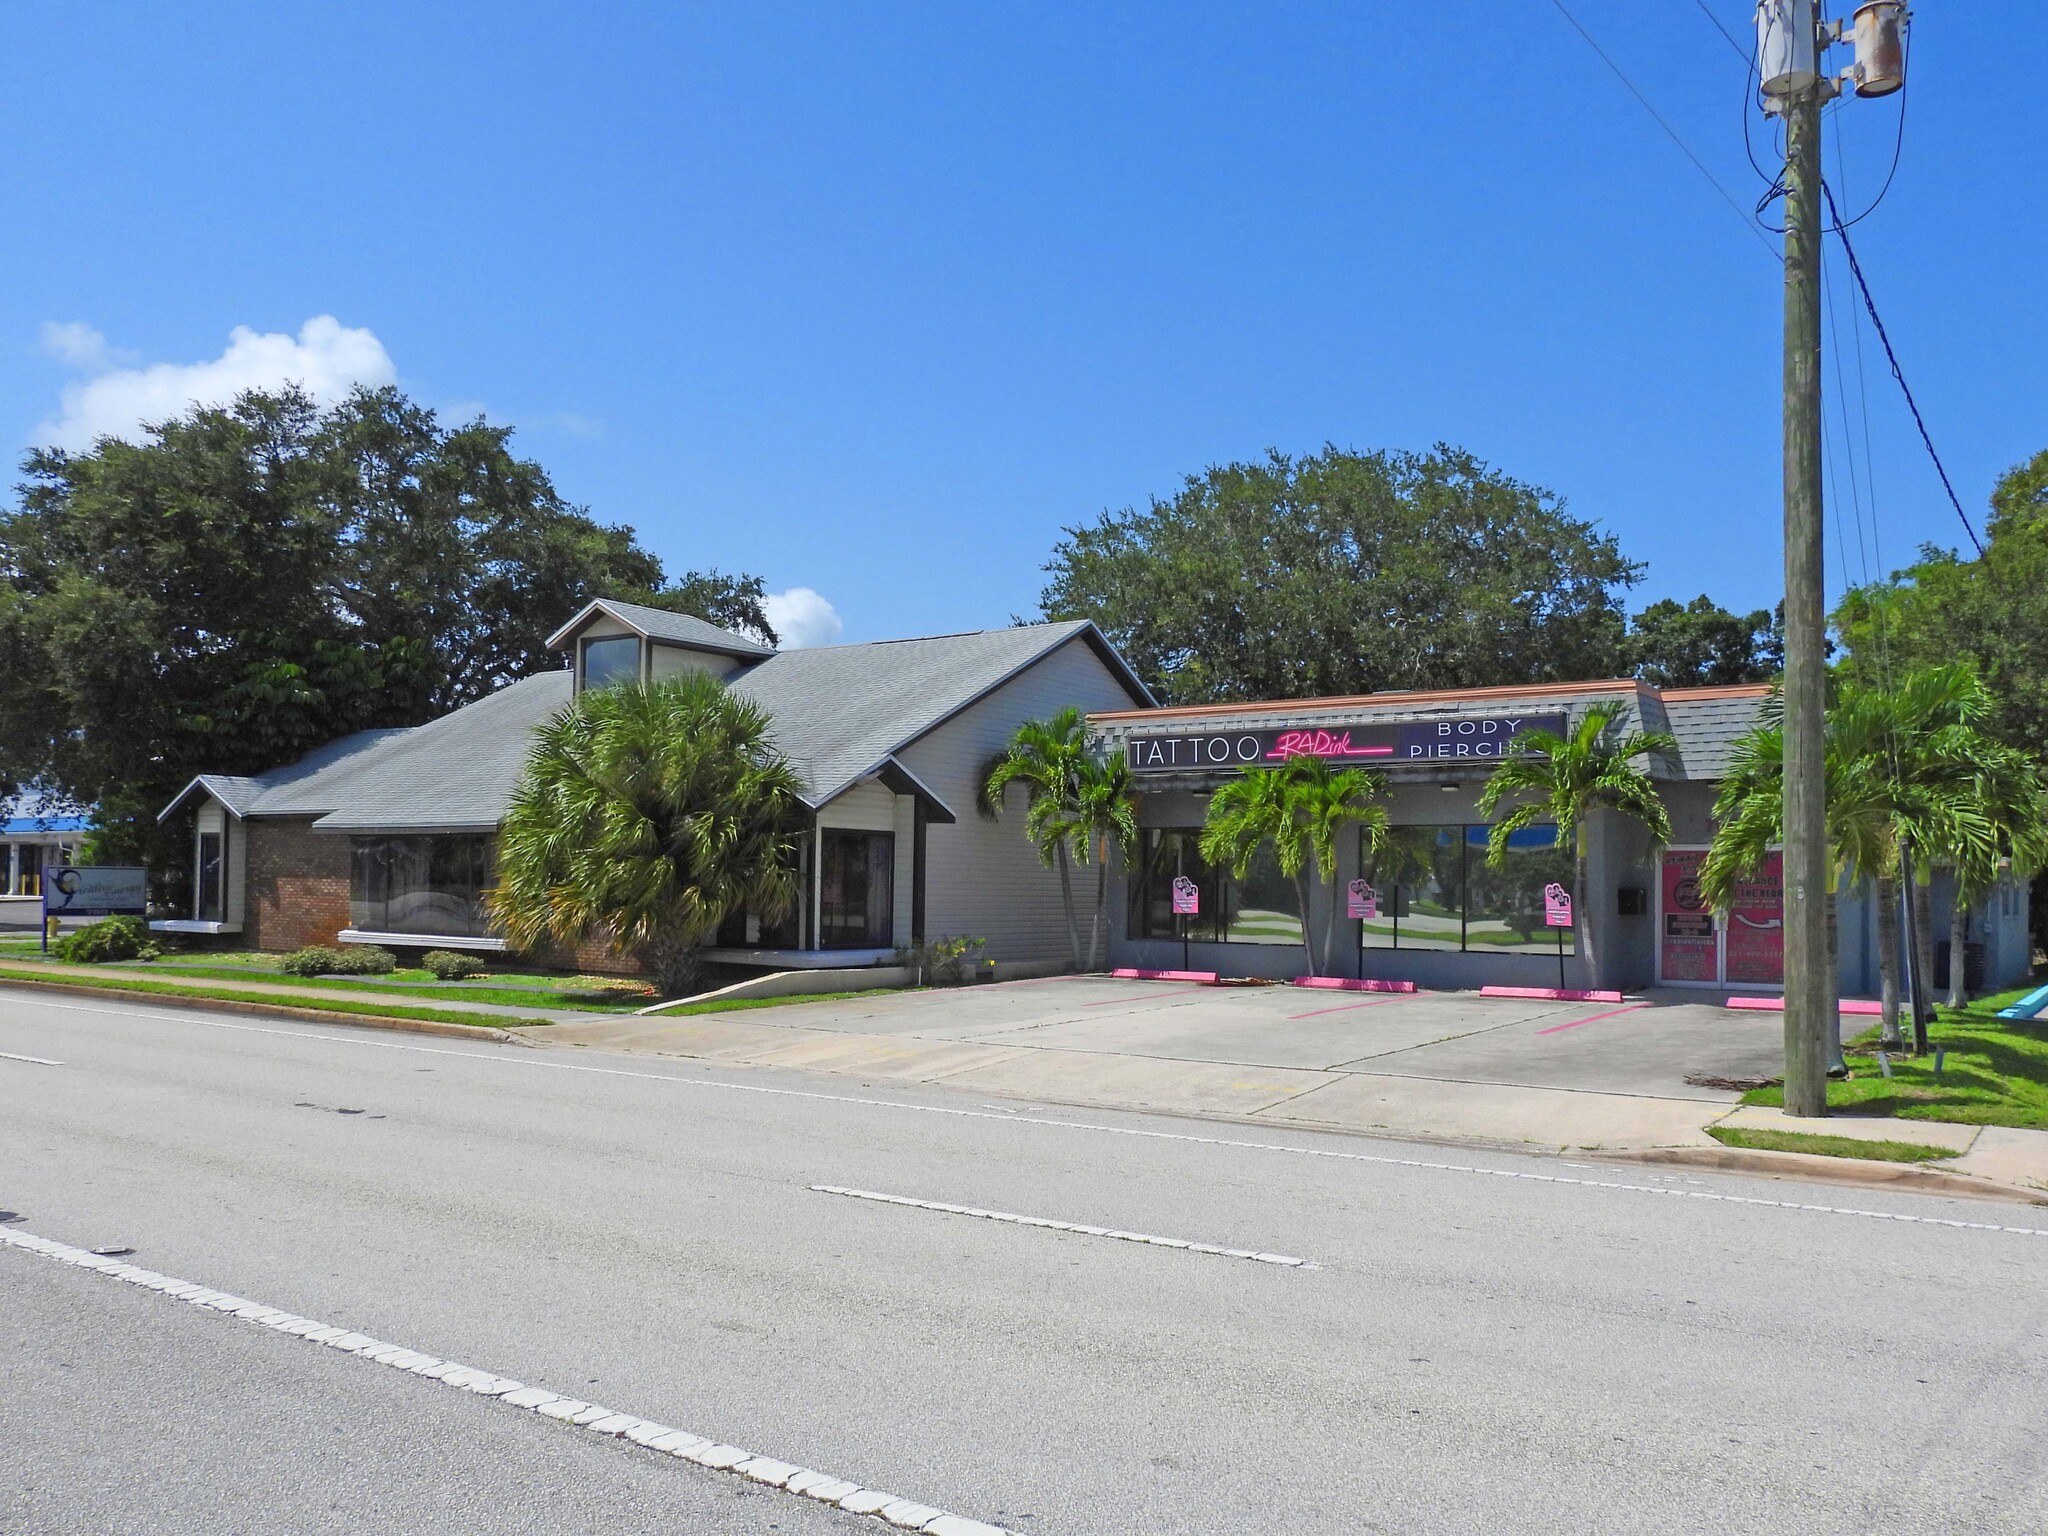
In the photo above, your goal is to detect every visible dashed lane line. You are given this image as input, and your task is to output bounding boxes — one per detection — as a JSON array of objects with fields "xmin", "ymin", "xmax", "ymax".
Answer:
[
  {"xmin": 0, "ymin": 1049, "xmax": 63, "ymax": 1065},
  {"xmin": 9, "ymin": 995, "xmax": 2048, "ymax": 1241},
  {"xmin": 0, "ymin": 1223, "xmax": 1010, "ymax": 1536},
  {"xmin": 811, "ymin": 1185, "xmax": 1315, "ymax": 1267}
]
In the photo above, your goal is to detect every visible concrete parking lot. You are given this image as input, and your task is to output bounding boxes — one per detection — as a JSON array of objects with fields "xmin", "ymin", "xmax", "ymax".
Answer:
[{"xmin": 550, "ymin": 977, "xmax": 1789, "ymax": 1153}]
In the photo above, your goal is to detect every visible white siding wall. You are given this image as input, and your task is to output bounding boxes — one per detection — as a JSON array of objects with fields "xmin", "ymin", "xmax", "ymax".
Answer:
[
  {"xmin": 227, "ymin": 814, "xmax": 247, "ymax": 925},
  {"xmin": 815, "ymin": 779, "xmax": 915, "ymax": 945},
  {"xmin": 650, "ymin": 643, "xmax": 742, "ymax": 683},
  {"xmin": 899, "ymin": 637, "xmax": 1145, "ymax": 961}
]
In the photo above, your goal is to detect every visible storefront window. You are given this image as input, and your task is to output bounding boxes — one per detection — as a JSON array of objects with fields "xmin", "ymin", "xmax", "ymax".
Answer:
[
  {"xmin": 581, "ymin": 635, "xmax": 642, "ymax": 691},
  {"xmin": 819, "ymin": 830, "xmax": 893, "ymax": 948},
  {"xmin": 350, "ymin": 836, "xmax": 495, "ymax": 937},
  {"xmin": 1358, "ymin": 823, "xmax": 1575, "ymax": 956},
  {"xmin": 1223, "ymin": 842, "xmax": 1304, "ymax": 945},
  {"xmin": 1129, "ymin": 829, "xmax": 1222, "ymax": 942}
]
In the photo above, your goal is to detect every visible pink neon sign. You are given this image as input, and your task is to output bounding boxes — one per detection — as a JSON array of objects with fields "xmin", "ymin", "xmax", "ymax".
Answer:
[{"xmin": 1262, "ymin": 729, "xmax": 1395, "ymax": 762}]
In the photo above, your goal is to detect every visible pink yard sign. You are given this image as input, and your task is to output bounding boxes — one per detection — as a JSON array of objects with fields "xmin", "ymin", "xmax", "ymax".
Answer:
[
  {"xmin": 1170, "ymin": 875, "xmax": 1200, "ymax": 916},
  {"xmin": 1346, "ymin": 879, "xmax": 1377, "ymax": 920},
  {"xmin": 1543, "ymin": 883, "xmax": 1573, "ymax": 928}
]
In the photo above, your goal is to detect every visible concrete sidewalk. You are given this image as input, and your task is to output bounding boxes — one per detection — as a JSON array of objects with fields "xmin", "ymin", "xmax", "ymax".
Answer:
[{"xmin": 542, "ymin": 978, "xmax": 2048, "ymax": 1201}]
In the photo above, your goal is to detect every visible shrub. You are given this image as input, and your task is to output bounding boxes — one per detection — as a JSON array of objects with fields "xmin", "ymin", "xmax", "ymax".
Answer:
[
  {"xmin": 328, "ymin": 945, "xmax": 397, "ymax": 976},
  {"xmin": 896, "ymin": 935, "xmax": 985, "ymax": 984},
  {"xmin": 421, "ymin": 949, "xmax": 485, "ymax": 980},
  {"xmin": 279, "ymin": 946, "xmax": 344, "ymax": 977},
  {"xmin": 52, "ymin": 916, "xmax": 160, "ymax": 964}
]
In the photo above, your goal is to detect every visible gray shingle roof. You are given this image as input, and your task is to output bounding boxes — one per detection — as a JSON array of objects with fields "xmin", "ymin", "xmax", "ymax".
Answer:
[
  {"xmin": 545, "ymin": 598, "xmax": 776, "ymax": 658},
  {"xmin": 731, "ymin": 622, "xmax": 1115, "ymax": 804},
  {"xmin": 162, "ymin": 621, "xmax": 1149, "ymax": 832},
  {"xmin": 1660, "ymin": 689, "xmax": 1771, "ymax": 779}
]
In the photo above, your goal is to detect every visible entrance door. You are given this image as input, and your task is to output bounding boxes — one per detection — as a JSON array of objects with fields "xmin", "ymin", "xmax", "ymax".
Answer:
[{"xmin": 1657, "ymin": 846, "xmax": 1783, "ymax": 987}]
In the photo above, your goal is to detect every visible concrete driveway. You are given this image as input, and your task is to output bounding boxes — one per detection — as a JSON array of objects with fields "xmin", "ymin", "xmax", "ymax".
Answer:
[{"xmin": 550, "ymin": 978, "xmax": 1788, "ymax": 1153}]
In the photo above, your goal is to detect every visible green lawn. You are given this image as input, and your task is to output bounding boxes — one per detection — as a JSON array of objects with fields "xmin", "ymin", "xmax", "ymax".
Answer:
[
  {"xmin": 1706, "ymin": 1124, "xmax": 1960, "ymax": 1163},
  {"xmin": 1740, "ymin": 984, "xmax": 2048, "ymax": 1130},
  {"xmin": 0, "ymin": 965, "xmax": 554, "ymax": 1029}
]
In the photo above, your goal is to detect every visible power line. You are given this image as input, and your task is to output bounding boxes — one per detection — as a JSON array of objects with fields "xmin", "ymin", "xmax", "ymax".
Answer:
[
  {"xmin": 1546, "ymin": 0, "xmax": 1780, "ymax": 259},
  {"xmin": 1820, "ymin": 181, "xmax": 1987, "ymax": 558},
  {"xmin": 1688, "ymin": 0, "xmax": 1749, "ymax": 64}
]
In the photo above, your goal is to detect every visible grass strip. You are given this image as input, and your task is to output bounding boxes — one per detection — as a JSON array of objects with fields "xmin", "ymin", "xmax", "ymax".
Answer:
[
  {"xmin": 1740, "ymin": 984, "xmax": 2048, "ymax": 1131},
  {"xmin": 118, "ymin": 964, "xmax": 647, "ymax": 1010},
  {"xmin": 1707, "ymin": 1124, "xmax": 1960, "ymax": 1163},
  {"xmin": 644, "ymin": 990, "xmax": 870, "ymax": 1017},
  {"xmin": 0, "ymin": 967, "xmax": 552, "ymax": 1029}
]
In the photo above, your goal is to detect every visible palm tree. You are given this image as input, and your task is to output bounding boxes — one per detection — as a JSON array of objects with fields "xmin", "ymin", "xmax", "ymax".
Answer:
[
  {"xmin": 1942, "ymin": 740, "xmax": 2048, "ymax": 1006},
  {"xmin": 1702, "ymin": 669, "xmax": 2001, "ymax": 1052},
  {"xmin": 1199, "ymin": 756, "xmax": 1388, "ymax": 977},
  {"xmin": 1073, "ymin": 752, "xmax": 1139, "ymax": 972},
  {"xmin": 490, "ymin": 673, "xmax": 807, "ymax": 998},
  {"xmin": 1478, "ymin": 702, "xmax": 1677, "ymax": 989},
  {"xmin": 982, "ymin": 707, "xmax": 1092, "ymax": 969}
]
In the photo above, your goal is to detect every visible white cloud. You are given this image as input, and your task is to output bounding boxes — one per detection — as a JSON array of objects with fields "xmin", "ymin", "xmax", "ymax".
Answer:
[
  {"xmin": 763, "ymin": 587, "xmax": 843, "ymax": 649},
  {"xmin": 36, "ymin": 315, "xmax": 396, "ymax": 450}
]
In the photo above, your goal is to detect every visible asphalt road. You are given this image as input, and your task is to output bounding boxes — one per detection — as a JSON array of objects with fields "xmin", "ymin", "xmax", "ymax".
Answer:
[{"xmin": 3, "ymin": 987, "xmax": 2046, "ymax": 1534}]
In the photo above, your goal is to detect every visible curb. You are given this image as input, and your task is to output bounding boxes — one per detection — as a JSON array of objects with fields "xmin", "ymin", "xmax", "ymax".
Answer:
[
  {"xmin": 1595, "ymin": 1144, "xmax": 2048, "ymax": 1206},
  {"xmin": 0, "ymin": 976, "xmax": 534, "ymax": 1045}
]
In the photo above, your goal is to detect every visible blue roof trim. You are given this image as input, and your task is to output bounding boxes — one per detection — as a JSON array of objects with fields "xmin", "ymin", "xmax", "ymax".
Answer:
[{"xmin": 3, "ymin": 816, "xmax": 88, "ymax": 835}]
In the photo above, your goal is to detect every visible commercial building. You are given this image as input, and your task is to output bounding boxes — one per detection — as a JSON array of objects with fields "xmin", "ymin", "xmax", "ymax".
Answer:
[
  {"xmin": 1091, "ymin": 680, "xmax": 2033, "ymax": 996},
  {"xmin": 0, "ymin": 800, "xmax": 87, "ymax": 929},
  {"xmin": 155, "ymin": 599, "xmax": 1152, "ymax": 968}
]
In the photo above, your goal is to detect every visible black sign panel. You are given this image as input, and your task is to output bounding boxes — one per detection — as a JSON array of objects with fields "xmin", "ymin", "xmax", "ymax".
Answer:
[{"xmin": 1124, "ymin": 714, "xmax": 1566, "ymax": 774}]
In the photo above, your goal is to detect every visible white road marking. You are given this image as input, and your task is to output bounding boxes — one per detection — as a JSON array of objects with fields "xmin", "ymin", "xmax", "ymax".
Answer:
[
  {"xmin": 10, "ymin": 995, "xmax": 2048, "ymax": 1241},
  {"xmin": 811, "ymin": 1185, "xmax": 1314, "ymax": 1267},
  {"xmin": 0, "ymin": 1049, "xmax": 63, "ymax": 1065},
  {"xmin": 0, "ymin": 1223, "xmax": 1011, "ymax": 1536}
]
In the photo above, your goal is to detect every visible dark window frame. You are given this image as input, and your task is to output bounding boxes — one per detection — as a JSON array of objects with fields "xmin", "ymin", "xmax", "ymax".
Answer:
[
  {"xmin": 818, "ymin": 828, "xmax": 894, "ymax": 949},
  {"xmin": 579, "ymin": 634, "xmax": 644, "ymax": 692}
]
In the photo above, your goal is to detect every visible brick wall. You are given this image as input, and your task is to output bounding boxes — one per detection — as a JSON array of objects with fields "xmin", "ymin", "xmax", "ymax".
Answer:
[{"xmin": 244, "ymin": 819, "xmax": 352, "ymax": 951}]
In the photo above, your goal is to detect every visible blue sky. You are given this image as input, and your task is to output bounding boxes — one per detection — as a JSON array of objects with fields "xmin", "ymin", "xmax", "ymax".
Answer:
[{"xmin": 2, "ymin": 3, "xmax": 2038, "ymax": 646}]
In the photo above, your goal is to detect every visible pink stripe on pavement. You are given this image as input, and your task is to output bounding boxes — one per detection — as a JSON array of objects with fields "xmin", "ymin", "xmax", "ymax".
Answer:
[
  {"xmin": 1535, "ymin": 1002, "xmax": 1652, "ymax": 1036},
  {"xmin": 1287, "ymin": 996, "xmax": 1406, "ymax": 1020},
  {"xmin": 1083, "ymin": 986, "xmax": 1211, "ymax": 1007}
]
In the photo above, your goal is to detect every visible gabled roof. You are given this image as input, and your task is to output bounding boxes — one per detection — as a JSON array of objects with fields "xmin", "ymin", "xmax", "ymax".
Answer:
[
  {"xmin": 544, "ymin": 597, "xmax": 776, "ymax": 659},
  {"xmin": 732, "ymin": 621, "xmax": 1151, "ymax": 807},
  {"xmin": 159, "ymin": 619, "xmax": 1154, "ymax": 832}
]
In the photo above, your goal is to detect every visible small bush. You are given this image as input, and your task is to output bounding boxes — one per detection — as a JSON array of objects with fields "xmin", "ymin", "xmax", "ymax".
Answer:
[
  {"xmin": 52, "ymin": 916, "xmax": 160, "ymax": 965},
  {"xmin": 421, "ymin": 949, "xmax": 486, "ymax": 980},
  {"xmin": 279, "ymin": 946, "xmax": 344, "ymax": 977},
  {"xmin": 328, "ymin": 945, "xmax": 397, "ymax": 976},
  {"xmin": 896, "ymin": 935, "xmax": 985, "ymax": 985}
]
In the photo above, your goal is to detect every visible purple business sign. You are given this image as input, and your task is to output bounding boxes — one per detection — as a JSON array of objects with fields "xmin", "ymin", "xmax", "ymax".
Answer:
[{"xmin": 1125, "ymin": 714, "xmax": 1564, "ymax": 773}]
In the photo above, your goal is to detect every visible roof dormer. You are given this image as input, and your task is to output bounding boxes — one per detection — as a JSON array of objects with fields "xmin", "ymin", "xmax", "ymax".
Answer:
[{"xmin": 546, "ymin": 598, "xmax": 777, "ymax": 696}]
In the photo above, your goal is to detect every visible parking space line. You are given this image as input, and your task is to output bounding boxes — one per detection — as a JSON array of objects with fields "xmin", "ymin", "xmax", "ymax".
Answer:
[
  {"xmin": 811, "ymin": 1185, "xmax": 1313, "ymax": 1266},
  {"xmin": 1080, "ymin": 986, "xmax": 1208, "ymax": 1007},
  {"xmin": 1536, "ymin": 1003, "xmax": 1652, "ymax": 1036},
  {"xmin": 0, "ymin": 1049, "xmax": 64, "ymax": 1065},
  {"xmin": 1286, "ymin": 997, "xmax": 1404, "ymax": 1021}
]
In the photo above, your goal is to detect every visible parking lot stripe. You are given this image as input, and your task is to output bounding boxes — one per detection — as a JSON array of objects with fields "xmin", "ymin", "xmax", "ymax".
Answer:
[
  {"xmin": 1286, "ymin": 997, "xmax": 1404, "ymax": 1020},
  {"xmin": 1080, "ymin": 986, "xmax": 1208, "ymax": 1006},
  {"xmin": 1536, "ymin": 1003, "xmax": 1652, "ymax": 1036}
]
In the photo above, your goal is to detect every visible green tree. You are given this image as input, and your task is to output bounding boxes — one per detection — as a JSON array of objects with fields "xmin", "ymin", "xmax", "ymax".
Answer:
[
  {"xmin": 1073, "ymin": 753, "xmax": 1139, "ymax": 971},
  {"xmin": 1040, "ymin": 445, "xmax": 1639, "ymax": 704},
  {"xmin": 0, "ymin": 384, "xmax": 765, "ymax": 872},
  {"xmin": 1627, "ymin": 595, "xmax": 1781, "ymax": 686},
  {"xmin": 1835, "ymin": 448, "xmax": 2048, "ymax": 751},
  {"xmin": 1942, "ymin": 739, "xmax": 2048, "ymax": 1006},
  {"xmin": 1477, "ymin": 703, "xmax": 1676, "ymax": 987},
  {"xmin": 490, "ymin": 673, "xmax": 807, "ymax": 998},
  {"xmin": 1199, "ymin": 756, "xmax": 1388, "ymax": 977},
  {"xmin": 981, "ymin": 707, "xmax": 1095, "ymax": 969}
]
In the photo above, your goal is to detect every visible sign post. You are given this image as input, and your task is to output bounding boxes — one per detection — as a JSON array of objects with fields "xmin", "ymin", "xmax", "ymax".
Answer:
[
  {"xmin": 41, "ymin": 866, "xmax": 149, "ymax": 953},
  {"xmin": 1171, "ymin": 874, "xmax": 1200, "ymax": 973},
  {"xmin": 1544, "ymin": 883, "xmax": 1574, "ymax": 991},
  {"xmin": 1347, "ymin": 880, "xmax": 1378, "ymax": 983}
]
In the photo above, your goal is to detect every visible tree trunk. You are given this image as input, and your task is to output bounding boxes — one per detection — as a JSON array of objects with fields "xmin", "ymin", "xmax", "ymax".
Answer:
[
  {"xmin": 1875, "ymin": 870, "xmax": 1903, "ymax": 1050},
  {"xmin": 1912, "ymin": 878, "xmax": 1936, "ymax": 1024},
  {"xmin": 1054, "ymin": 843, "xmax": 1083, "ymax": 971},
  {"xmin": 1086, "ymin": 849, "xmax": 1109, "ymax": 972},
  {"xmin": 643, "ymin": 923, "xmax": 704, "ymax": 1001},
  {"xmin": 1574, "ymin": 842, "xmax": 1594, "ymax": 990},
  {"xmin": 1295, "ymin": 870, "xmax": 1320, "ymax": 977},
  {"xmin": 1947, "ymin": 895, "xmax": 1969, "ymax": 1009}
]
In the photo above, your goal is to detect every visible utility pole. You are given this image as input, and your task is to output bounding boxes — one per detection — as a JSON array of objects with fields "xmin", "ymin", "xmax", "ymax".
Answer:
[{"xmin": 1756, "ymin": 1, "xmax": 1908, "ymax": 1117}]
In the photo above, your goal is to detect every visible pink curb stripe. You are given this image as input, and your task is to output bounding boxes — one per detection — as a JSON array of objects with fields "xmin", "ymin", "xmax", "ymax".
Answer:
[
  {"xmin": 1726, "ymin": 995, "xmax": 1884, "ymax": 1015},
  {"xmin": 1480, "ymin": 985, "xmax": 1625, "ymax": 1004},
  {"xmin": 1084, "ymin": 986, "xmax": 1210, "ymax": 1006},
  {"xmin": 1535, "ymin": 1002, "xmax": 1652, "ymax": 1035},
  {"xmin": 1290, "ymin": 977, "xmax": 1418, "ymax": 993},
  {"xmin": 1108, "ymin": 969, "xmax": 1218, "ymax": 984},
  {"xmin": 1287, "ymin": 996, "xmax": 1407, "ymax": 1020}
]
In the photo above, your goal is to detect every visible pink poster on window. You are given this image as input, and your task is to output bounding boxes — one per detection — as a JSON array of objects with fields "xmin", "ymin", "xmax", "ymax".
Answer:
[
  {"xmin": 1660, "ymin": 849, "xmax": 1718, "ymax": 983},
  {"xmin": 1724, "ymin": 851, "xmax": 1785, "ymax": 985}
]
